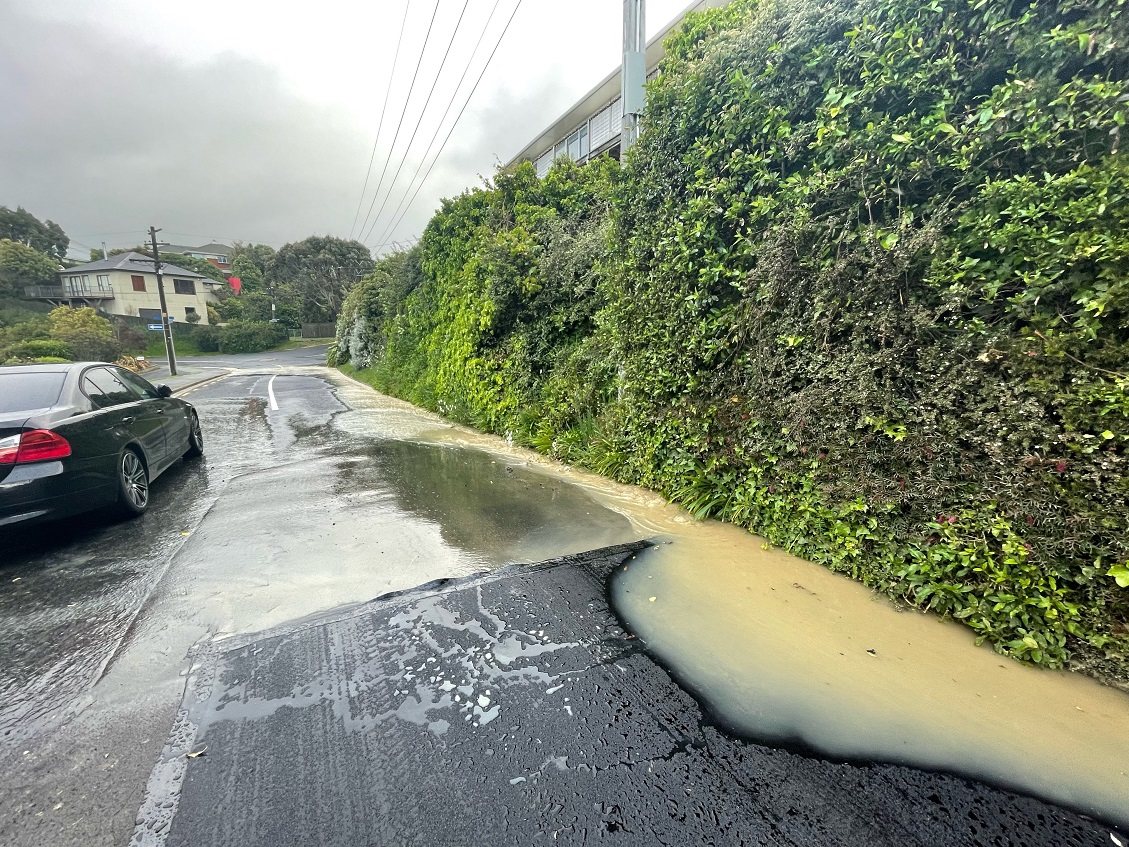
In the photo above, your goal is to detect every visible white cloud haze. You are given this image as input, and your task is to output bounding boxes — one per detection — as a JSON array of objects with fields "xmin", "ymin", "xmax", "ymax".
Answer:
[{"xmin": 0, "ymin": 0, "xmax": 694, "ymax": 257}]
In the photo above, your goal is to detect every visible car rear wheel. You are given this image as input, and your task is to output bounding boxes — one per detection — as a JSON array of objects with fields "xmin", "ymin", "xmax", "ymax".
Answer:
[
  {"xmin": 116, "ymin": 449, "xmax": 149, "ymax": 517},
  {"xmin": 184, "ymin": 412, "xmax": 204, "ymax": 459}
]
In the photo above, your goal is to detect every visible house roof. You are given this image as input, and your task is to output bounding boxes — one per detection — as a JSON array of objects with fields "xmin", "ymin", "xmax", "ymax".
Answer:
[
  {"xmin": 62, "ymin": 251, "xmax": 210, "ymax": 279},
  {"xmin": 162, "ymin": 242, "xmax": 232, "ymax": 257}
]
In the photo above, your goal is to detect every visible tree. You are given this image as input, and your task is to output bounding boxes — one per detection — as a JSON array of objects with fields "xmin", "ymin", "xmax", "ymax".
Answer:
[
  {"xmin": 230, "ymin": 242, "xmax": 276, "ymax": 277},
  {"xmin": 90, "ymin": 248, "xmax": 105, "ymax": 261},
  {"xmin": 268, "ymin": 236, "xmax": 374, "ymax": 324},
  {"xmin": 0, "ymin": 239, "xmax": 58, "ymax": 297},
  {"xmin": 48, "ymin": 305, "xmax": 121, "ymax": 361},
  {"xmin": 229, "ymin": 254, "xmax": 265, "ymax": 292},
  {"xmin": 0, "ymin": 207, "xmax": 69, "ymax": 260}
]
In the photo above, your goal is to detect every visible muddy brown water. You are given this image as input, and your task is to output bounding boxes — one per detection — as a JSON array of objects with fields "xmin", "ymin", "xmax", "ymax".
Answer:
[{"xmin": 331, "ymin": 375, "xmax": 1129, "ymax": 832}]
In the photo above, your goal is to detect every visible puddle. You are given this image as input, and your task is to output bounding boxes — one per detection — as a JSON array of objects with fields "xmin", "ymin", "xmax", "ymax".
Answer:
[
  {"xmin": 322, "ymin": 373, "xmax": 1129, "ymax": 828},
  {"xmin": 335, "ymin": 439, "xmax": 637, "ymax": 566},
  {"xmin": 612, "ymin": 527, "xmax": 1129, "ymax": 829}
]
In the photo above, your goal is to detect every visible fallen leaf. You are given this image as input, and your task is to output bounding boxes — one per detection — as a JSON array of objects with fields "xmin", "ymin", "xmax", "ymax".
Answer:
[{"xmin": 186, "ymin": 746, "xmax": 208, "ymax": 759}]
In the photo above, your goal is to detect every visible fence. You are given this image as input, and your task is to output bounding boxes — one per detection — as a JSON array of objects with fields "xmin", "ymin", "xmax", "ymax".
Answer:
[{"xmin": 301, "ymin": 323, "xmax": 336, "ymax": 339}]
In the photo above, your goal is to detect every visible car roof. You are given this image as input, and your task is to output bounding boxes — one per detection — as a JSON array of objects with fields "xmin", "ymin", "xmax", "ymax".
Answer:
[{"xmin": 0, "ymin": 362, "xmax": 119, "ymax": 375}]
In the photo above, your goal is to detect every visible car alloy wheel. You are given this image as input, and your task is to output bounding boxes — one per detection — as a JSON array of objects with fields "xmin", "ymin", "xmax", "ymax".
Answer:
[
  {"xmin": 119, "ymin": 450, "xmax": 149, "ymax": 514},
  {"xmin": 185, "ymin": 412, "xmax": 204, "ymax": 458}
]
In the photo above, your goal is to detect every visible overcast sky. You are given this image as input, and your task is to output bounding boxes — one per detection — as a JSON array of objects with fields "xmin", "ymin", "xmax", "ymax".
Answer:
[{"xmin": 0, "ymin": 0, "xmax": 694, "ymax": 259}]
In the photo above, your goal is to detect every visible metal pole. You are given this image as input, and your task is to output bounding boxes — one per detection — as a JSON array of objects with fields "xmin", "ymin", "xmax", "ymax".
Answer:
[
  {"xmin": 148, "ymin": 226, "xmax": 177, "ymax": 376},
  {"xmin": 621, "ymin": 0, "xmax": 646, "ymax": 156}
]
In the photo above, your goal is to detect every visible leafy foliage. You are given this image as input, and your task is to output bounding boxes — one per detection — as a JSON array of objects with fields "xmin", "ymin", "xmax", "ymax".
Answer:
[
  {"xmin": 268, "ymin": 236, "xmax": 374, "ymax": 324},
  {"xmin": 0, "ymin": 206, "xmax": 68, "ymax": 260},
  {"xmin": 213, "ymin": 320, "xmax": 288, "ymax": 354},
  {"xmin": 47, "ymin": 306, "xmax": 122, "ymax": 362},
  {"xmin": 0, "ymin": 239, "xmax": 58, "ymax": 296},
  {"xmin": 336, "ymin": 0, "xmax": 1129, "ymax": 676}
]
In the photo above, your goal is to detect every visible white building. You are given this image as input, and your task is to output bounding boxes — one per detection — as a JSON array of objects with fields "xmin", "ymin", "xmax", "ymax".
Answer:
[
  {"xmin": 25, "ymin": 252, "xmax": 225, "ymax": 325},
  {"xmin": 508, "ymin": 0, "xmax": 731, "ymax": 176}
]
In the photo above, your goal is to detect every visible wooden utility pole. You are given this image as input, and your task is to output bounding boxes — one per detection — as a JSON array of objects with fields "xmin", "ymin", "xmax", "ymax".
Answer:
[{"xmin": 148, "ymin": 226, "xmax": 177, "ymax": 376}]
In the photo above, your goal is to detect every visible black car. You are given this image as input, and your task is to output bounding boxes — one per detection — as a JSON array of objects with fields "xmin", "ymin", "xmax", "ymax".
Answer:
[{"xmin": 0, "ymin": 363, "xmax": 203, "ymax": 528}]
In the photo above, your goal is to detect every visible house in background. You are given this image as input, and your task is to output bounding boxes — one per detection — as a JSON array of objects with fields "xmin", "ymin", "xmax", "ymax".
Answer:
[
  {"xmin": 161, "ymin": 242, "xmax": 233, "ymax": 274},
  {"xmin": 24, "ymin": 252, "xmax": 225, "ymax": 325},
  {"xmin": 509, "ymin": 0, "xmax": 731, "ymax": 176}
]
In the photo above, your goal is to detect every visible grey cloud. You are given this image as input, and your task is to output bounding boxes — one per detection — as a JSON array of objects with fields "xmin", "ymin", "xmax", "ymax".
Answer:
[
  {"xmin": 1, "ymin": 6, "xmax": 376, "ymax": 250},
  {"xmin": 0, "ymin": 5, "xmax": 578, "ymax": 255}
]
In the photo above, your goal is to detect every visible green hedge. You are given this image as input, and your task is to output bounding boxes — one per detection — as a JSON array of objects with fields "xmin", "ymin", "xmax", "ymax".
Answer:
[
  {"xmin": 1, "ymin": 338, "xmax": 71, "ymax": 360},
  {"xmin": 337, "ymin": 0, "xmax": 1129, "ymax": 676},
  {"xmin": 216, "ymin": 321, "xmax": 288, "ymax": 354}
]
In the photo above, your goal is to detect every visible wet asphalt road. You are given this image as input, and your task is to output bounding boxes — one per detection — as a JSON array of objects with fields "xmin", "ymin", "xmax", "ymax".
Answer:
[
  {"xmin": 0, "ymin": 347, "xmax": 636, "ymax": 847},
  {"xmin": 1, "ymin": 349, "xmax": 1122, "ymax": 846}
]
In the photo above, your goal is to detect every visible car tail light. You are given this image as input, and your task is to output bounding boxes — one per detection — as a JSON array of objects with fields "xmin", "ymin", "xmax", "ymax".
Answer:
[{"xmin": 0, "ymin": 430, "xmax": 72, "ymax": 465}]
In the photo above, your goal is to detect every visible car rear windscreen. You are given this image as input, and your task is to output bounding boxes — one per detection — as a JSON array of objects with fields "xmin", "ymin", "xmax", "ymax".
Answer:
[{"xmin": 0, "ymin": 373, "xmax": 67, "ymax": 414}]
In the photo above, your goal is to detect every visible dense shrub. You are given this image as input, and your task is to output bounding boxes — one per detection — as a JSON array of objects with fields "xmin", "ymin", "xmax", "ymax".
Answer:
[
  {"xmin": 61, "ymin": 331, "xmax": 123, "ymax": 362},
  {"xmin": 192, "ymin": 325, "xmax": 222, "ymax": 352},
  {"xmin": 3, "ymin": 339, "xmax": 71, "ymax": 360},
  {"xmin": 336, "ymin": 0, "xmax": 1129, "ymax": 677},
  {"xmin": 217, "ymin": 321, "xmax": 287, "ymax": 354}
]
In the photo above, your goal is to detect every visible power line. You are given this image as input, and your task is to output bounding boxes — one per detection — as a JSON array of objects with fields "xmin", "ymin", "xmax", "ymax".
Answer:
[
  {"xmin": 348, "ymin": 1, "xmax": 411, "ymax": 241},
  {"xmin": 372, "ymin": 0, "xmax": 524, "ymax": 253},
  {"xmin": 355, "ymin": 0, "xmax": 442, "ymax": 246},
  {"xmin": 359, "ymin": 0, "xmax": 473, "ymax": 246},
  {"xmin": 368, "ymin": 0, "xmax": 503, "ymax": 250}
]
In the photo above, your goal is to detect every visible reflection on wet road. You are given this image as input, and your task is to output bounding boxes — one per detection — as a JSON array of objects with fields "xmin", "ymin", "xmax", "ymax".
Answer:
[
  {"xmin": 4, "ymin": 356, "xmax": 1129, "ymax": 845},
  {"xmin": 0, "ymin": 361, "xmax": 641, "ymax": 847}
]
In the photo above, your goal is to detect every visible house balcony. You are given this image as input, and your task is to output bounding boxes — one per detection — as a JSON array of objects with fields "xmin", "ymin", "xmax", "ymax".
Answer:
[{"xmin": 25, "ymin": 285, "xmax": 114, "ymax": 301}]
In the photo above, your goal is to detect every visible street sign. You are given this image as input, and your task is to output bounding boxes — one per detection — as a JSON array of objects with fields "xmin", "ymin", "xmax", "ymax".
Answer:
[{"xmin": 148, "ymin": 324, "xmax": 163, "ymax": 331}]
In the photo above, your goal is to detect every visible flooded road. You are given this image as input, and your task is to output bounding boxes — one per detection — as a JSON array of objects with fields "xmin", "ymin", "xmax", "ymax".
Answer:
[
  {"xmin": 0, "ymin": 358, "xmax": 638, "ymax": 847},
  {"xmin": 414, "ymin": 420, "xmax": 1129, "ymax": 832},
  {"xmin": 2, "ymin": 355, "xmax": 1128, "ymax": 845}
]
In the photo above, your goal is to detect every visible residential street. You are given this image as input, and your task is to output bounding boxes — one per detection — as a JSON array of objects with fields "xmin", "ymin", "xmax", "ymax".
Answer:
[
  {"xmin": 0, "ymin": 347, "xmax": 638, "ymax": 847},
  {"xmin": 0, "ymin": 349, "xmax": 1123, "ymax": 846}
]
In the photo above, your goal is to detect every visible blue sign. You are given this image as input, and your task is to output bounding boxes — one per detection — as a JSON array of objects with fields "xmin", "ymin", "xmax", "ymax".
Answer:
[{"xmin": 147, "ymin": 324, "xmax": 163, "ymax": 331}]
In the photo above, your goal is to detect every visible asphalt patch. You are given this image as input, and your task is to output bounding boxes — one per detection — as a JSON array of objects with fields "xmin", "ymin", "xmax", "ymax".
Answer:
[{"xmin": 133, "ymin": 543, "xmax": 1116, "ymax": 846}]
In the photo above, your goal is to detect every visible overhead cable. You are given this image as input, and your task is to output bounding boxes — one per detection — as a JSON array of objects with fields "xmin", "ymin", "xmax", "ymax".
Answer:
[
  {"xmin": 348, "ymin": 1, "xmax": 411, "ymax": 240},
  {"xmin": 360, "ymin": 0, "xmax": 473, "ymax": 246},
  {"xmin": 372, "ymin": 0, "xmax": 524, "ymax": 253},
  {"xmin": 355, "ymin": 0, "xmax": 442, "ymax": 244},
  {"xmin": 368, "ymin": 0, "xmax": 503, "ymax": 249}
]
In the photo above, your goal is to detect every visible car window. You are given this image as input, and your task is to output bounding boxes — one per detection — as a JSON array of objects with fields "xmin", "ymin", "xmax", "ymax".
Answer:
[
  {"xmin": 0, "ymin": 373, "xmax": 67, "ymax": 414},
  {"xmin": 116, "ymin": 368, "xmax": 161, "ymax": 400},
  {"xmin": 83, "ymin": 368, "xmax": 137, "ymax": 409}
]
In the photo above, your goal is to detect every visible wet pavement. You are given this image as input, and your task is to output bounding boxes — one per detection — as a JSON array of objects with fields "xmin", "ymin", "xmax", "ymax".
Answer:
[
  {"xmin": 134, "ymin": 545, "xmax": 1109, "ymax": 847},
  {"xmin": 0, "ymin": 348, "xmax": 637, "ymax": 847},
  {"xmin": 1, "ymin": 347, "xmax": 1127, "ymax": 846}
]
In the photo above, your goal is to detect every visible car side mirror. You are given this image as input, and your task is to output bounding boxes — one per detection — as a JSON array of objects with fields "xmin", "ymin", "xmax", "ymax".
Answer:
[{"xmin": 157, "ymin": 385, "xmax": 173, "ymax": 398}]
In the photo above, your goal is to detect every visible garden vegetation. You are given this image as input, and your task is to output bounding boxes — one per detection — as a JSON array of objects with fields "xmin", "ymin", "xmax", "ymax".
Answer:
[{"xmin": 334, "ymin": 0, "xmax": 1129, "ymax": 677}]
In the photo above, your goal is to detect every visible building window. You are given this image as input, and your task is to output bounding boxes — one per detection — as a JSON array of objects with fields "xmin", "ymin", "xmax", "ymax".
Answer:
[
  {"xmin": 96, "ymin": 274, "xmax": 111, "ymax": 291},
  {"xmin": 567, "ymin": 129, "xmax": 581, "ymax": 160},
  {"xmin": 173, "ymin": 279, "xmax": 196, "ymax": 295},
  {"xmin": 216, "ymin": 255, "xmax": 228, "ymax": 264},
  {"xmin": 184, "ymin": 307, "xmax": 198, "ymax": 321},
  {"xmin": 132, "ymin": 275, "xmax": 146, "ymax": 292},
  {"xmin": 139, "ymin": 308, "xmax": 161, "ymax": 323}
]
